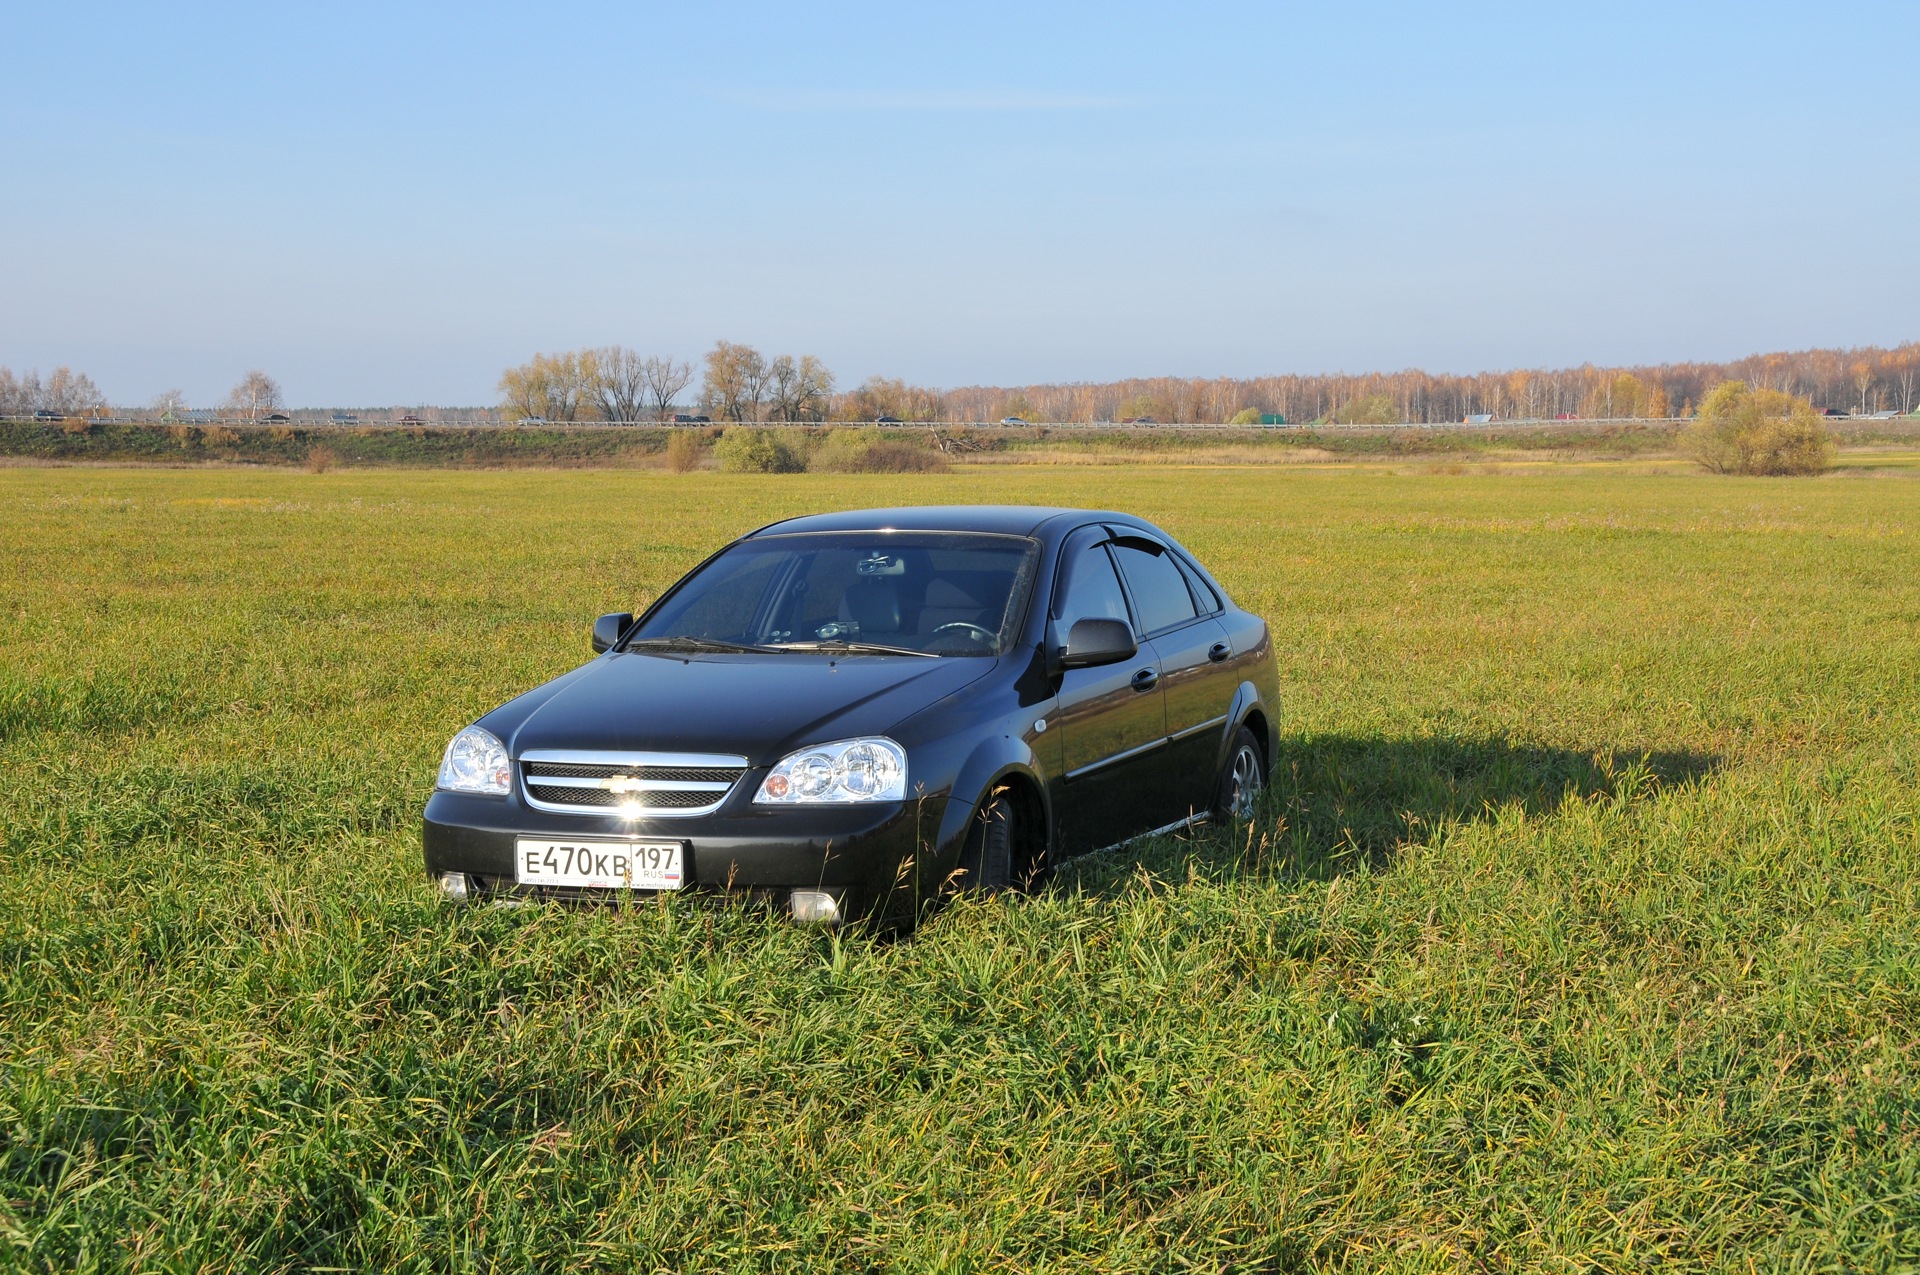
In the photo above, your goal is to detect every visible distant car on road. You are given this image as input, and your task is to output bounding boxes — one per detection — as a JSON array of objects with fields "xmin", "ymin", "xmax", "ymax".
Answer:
[
  {"xmin": 263, "ymin": 413, "xmax": 291, "ymax": 424},
  {"xmin": 1822, "ymin": 409, "xmax": 1850, "ymax": 418},
  {"xmin": 1124, "ymin": 417, "xmax": 1157, "ymax": 425},
  {"xmin": 422, "ymin": 505, "xmax": 1280, "ymax": 929},
  {"xmin": 1000, "ymin": 416, "xmax": 1030, "ymax": 426},
  {"xmin": 874, "ymin": 414, "xmax": 904, "ymax": 424},
  {"xmin": 669, "ymin": 414, "xmax": 711, "ymax": 424},
  {"xmin": 31, "ymin": 409, "xmax": 63, "ymax": 421},
  {"xmin": 399, "ymin": 414, "xmax": 425, "ymax": 424},
  {"xmin": 331, "ymin": 413, "xmax": 360, "ymax": 426}
]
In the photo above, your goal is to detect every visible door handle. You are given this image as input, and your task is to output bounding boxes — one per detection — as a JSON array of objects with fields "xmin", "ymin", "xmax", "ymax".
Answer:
[
  {"xmin": 1208, "ymin": 642, "xmax": 1232, "ymax": 663},
  {"xmin": 1130, "ymin": 667, "xmax": 1159, "ymax": 691}
]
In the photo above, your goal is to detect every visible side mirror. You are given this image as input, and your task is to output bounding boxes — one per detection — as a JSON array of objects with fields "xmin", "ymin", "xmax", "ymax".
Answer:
[
  {"xmin": 1057, "ymin": 617, "xmax": 1137, "ymax": 670},
  {"xmin": 592, "ymin": 612, "xmax": 633, "ymax": 654}
]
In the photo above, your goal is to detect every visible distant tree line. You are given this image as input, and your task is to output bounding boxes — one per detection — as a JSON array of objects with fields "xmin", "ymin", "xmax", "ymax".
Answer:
[
  {"xmin": 0, "ymin": 367, "xmax": 287, "ymax": 422},
  {"xmin": 496, "ymin": 340, "xmax": 1920, "ymax": 425},
  {"xmin": 934, "ymin": 341, "xmax": 1920, "ymax": 424},
  {"xmin": 11, "ymin": 339, "xmax": 1918, "ymax": 427}
]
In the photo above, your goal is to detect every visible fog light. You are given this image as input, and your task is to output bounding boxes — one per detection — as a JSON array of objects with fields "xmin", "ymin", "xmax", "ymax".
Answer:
[
  {"xmin": 438, "ymin": 871, "xmax": 472, "ymax": 903},
  {"xmin": 789, "ymin": 889, "xmax": 841, "ymax": 925}
]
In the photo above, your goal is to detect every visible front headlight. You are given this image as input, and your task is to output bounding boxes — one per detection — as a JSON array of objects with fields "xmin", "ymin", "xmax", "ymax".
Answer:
[
  {"xmin": 756, "ymin": 737, "xmax": 907, "ymax": 804},
  {"xmin": 437, "ymin": 725, "xmax": 511, "ymax": 795}
]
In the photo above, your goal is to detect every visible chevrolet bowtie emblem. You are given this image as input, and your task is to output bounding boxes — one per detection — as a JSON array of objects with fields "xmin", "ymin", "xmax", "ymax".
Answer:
[{"xmin": 604, "ymin": 775, "xmax": 645, "ymax": 795}]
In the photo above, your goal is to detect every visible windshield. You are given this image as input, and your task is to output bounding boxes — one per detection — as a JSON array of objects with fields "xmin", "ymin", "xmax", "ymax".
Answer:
[{"xmin": 628, "ymin": 531, "xmax": 1039, "ymax": 656}]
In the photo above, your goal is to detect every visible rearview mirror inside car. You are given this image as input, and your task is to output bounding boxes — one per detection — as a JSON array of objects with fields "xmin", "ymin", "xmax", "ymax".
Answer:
[
  {"xmin": 1057, "ymin": 616, "xmax": 1137, "ymax": 670},
  {"xmin": 592, "ymin": 612, "xmax": 634, "ymax": 653}
]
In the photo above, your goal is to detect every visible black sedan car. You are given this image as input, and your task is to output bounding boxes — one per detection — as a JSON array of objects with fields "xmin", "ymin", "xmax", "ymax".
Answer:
[{"xmin": 423, "ymin": 506, "xmax": 1278, "ymax": 927}]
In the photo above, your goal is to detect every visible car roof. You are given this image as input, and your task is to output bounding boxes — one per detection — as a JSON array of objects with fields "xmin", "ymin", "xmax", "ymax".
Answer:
[{"xmin": 748, "ymin": 505, "xmax": 1147, "ymax": 539}]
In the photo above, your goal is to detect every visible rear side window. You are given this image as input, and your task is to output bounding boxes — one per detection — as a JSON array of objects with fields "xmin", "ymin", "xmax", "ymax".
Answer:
[
  {"xmin": 1175, "ymin": 556, "xmax": 1221, "ymax": 614},
  {"xmin": 1053, "ymin": 543, "xmax": 1130, "ymax": 626},
  {"xmin": 1112, "ymin": 542, "xmax": 1198, "ymax": 634}
]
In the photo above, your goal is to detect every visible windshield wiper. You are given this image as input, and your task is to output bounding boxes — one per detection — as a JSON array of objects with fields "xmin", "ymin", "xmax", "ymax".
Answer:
[
  {"xmin": 625, "ymin": 636, "xmax": 782, "ymax": 655},
  {"xmin": 770, "ymin": 640, "xmax": 941, "ymax": 658}
]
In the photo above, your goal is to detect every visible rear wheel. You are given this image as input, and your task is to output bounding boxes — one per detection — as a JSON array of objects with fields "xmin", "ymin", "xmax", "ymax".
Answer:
[
  {"xmin": 1215, "ymin": 727, "xmax": 1265, "ymax": 822},
  {"xmin": 957, "ymin": 790, "xmax": 1015, "ymax": 892}
]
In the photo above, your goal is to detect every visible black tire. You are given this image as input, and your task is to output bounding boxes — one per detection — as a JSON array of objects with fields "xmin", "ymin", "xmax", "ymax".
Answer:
[
  {"xmin": 1214, "ymin": 726, "xmax": 1265, "ymax": 823},
  {"xmin": 957, "ymin": 790, "xmax": 1015, "ymax": 892}
]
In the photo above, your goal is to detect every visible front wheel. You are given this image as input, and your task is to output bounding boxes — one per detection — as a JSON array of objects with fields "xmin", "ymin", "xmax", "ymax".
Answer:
[
  {"xmin": 1214, "ymin": 727, "xmax": 1265, "ymax": 823},
  {"xmin": 957, "ymin": 790, "xmax": 1015, "ymax": 892}
]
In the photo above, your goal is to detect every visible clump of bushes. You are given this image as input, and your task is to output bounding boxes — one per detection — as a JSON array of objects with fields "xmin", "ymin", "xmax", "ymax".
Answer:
[
  {"xmin": 304, "ymin": 443, "xmax": 338, "ymax": 473},
  {"xmin": 663, "ymin": 429, "xmax": 705, "ymax": 472},
  {"xmin": 1682, "ymin": 380, "xmax": 1835, "ymax": 475},
  {"xmin": 711, "ymin": 427, "xmax": 948, "ymax": 474},
  {"xmin": 811, "ymin": 427, "xmax": 949, "ymax": 474},
  {"xmin": 713, "ymin": 428, "xmax": 806, "ymax": 473}
]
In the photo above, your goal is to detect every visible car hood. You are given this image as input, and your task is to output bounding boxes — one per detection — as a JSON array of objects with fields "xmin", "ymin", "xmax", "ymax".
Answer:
[{"xmin": 497, "ymin": 650, "xmax": 995, "ymax": 762}]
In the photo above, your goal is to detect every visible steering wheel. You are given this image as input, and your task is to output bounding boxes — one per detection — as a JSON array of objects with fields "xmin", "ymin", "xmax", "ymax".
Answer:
[{"xmin": 929, "ymin": 622, "xmax": 996, "ymax": 644}]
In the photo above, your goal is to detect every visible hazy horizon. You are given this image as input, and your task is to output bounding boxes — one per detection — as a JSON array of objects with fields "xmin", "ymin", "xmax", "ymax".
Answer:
[{"xmin": 6, "ymin": 1, "xmax": 1917, "ymax": 408}]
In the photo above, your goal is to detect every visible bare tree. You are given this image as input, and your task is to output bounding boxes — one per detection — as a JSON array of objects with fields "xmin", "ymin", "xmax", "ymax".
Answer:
[
  {"xmin": 17, "ymin": 366, "xmax": 107, "ymax": 416},
  {"xmin": 641, "ymin": 356, "xmax": 694, "ymax": 420},
  {"xmin": 150, "ymin": 389, "xmax": 190, "ymax": 421},
  {"xmin": 765, "ymin": 354, "xmax": 835, "ymax": 422},
  {"xmin": 702, "ymin": 341, "xmax": 769, "ymax": 422},
  {"xmin": 223, "ymin": 370, "xmax": 283, "ymax": 422},
  {"xmin": 1890, "ymin": 346, "xmax": 1920, "ymax": 414},
  {"xmin": 0, "ymin": 368, "xmax": 28, "ymax": 417},
  {"xmin": 584, "ymin": 347, "xmax": 651, "ymax": 423},
  {"xmin": 1852, "ymin": 361, "xmax": 1876, "ymax": 414}
]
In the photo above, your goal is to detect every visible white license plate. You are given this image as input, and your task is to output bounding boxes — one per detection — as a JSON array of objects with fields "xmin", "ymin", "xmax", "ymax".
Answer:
[{"xmin": 513, "ymin": 838, "xmax": 684, "ymax": 890}]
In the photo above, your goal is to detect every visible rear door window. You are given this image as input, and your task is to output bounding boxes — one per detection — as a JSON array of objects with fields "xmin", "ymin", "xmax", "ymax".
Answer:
[{"xmin": 1111, "ymin": 541, "xmax": 1198, "ymax": 635}]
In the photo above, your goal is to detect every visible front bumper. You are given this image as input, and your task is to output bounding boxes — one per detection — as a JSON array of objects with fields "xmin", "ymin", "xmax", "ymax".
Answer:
[{"xmin": 422, "ymin": 788, "xmax": 945, "ymax": 919}]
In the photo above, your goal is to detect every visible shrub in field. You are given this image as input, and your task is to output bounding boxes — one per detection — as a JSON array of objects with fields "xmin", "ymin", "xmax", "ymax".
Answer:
[
  {"xmin": 664, "ymin": 429, "xmax": 704, "ymax": 472},
  {"xmin": 1683, "ymin": 380, "xmax": 1834, "ymax": 475},
  {"xmin": 1228, "ymin": 407, "xmax": 1263, "ymax": 425},
  {"xmin": 714, "ymin": 427, "xmax": 804, "ymax": 473},
  {"xmin": 860, "ymin": 440, "xmax": 949, "ymax": 473},
  {"xmin": 304, "ymin": 443, "xmax": 339, "ymax": 473},
  {"xmin": 812, "ymin": 427, "xmax": 949, "ymax": 474}
]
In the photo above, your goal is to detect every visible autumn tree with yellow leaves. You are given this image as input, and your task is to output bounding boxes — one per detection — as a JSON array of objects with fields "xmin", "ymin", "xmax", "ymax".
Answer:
[{"xmin": 1682, "ymin": 381, "xmax": 1834, "ymax": 475}]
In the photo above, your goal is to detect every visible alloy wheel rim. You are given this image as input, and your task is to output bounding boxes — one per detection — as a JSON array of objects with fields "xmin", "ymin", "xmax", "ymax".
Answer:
[{"xmin": 1229, "ymin": 745, "xmax": 1262, "ymax": 820}]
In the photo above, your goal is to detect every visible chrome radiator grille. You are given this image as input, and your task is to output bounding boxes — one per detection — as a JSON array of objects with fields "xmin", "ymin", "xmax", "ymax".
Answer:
[{"xmin": 519, "ymin": 749, "xmax": 750, "ymax": 817}]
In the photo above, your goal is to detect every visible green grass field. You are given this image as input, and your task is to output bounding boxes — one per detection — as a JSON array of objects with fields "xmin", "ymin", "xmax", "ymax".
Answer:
[{"xmin": 3, "ymin": 463, "xmax": 1917, "ymax": 1271}]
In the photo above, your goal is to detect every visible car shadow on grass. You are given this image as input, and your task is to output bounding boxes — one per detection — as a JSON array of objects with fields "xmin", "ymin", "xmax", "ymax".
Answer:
[{"xmin": 1046, "ymin": 734, "xmax": 1719, "ymax": 898}]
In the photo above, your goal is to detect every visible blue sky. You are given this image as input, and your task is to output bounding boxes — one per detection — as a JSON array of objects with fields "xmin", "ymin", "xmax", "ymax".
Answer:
[{"xmin": 4, "ymin": 1, "xmax": 1916, "ymax": 406}]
